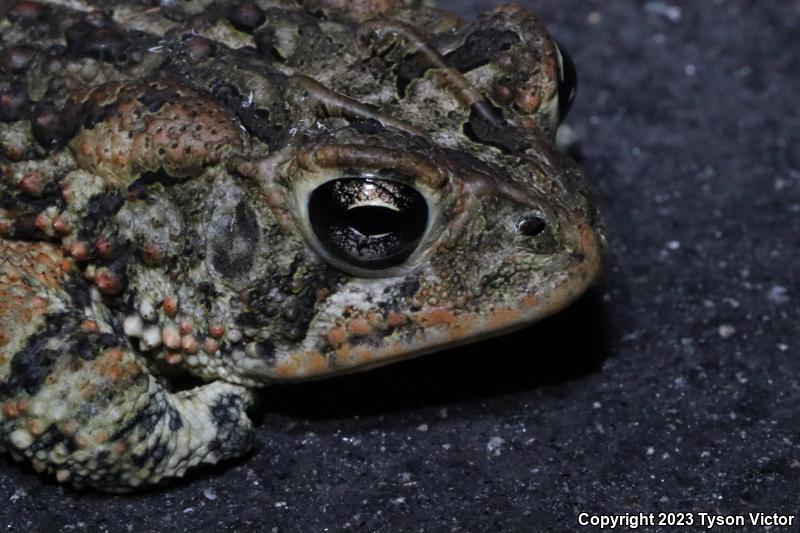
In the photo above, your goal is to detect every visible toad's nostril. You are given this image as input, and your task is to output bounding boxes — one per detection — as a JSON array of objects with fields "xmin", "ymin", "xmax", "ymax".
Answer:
[{"xmin": 517, "ymin": 214, "xmax": 547, "ymax": 237}]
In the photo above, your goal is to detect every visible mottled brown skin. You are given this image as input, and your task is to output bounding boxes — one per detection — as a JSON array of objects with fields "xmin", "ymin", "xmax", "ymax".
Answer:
[{"xmin": 0, "ymin": 0, "xmax": 606, "ymax": 490}]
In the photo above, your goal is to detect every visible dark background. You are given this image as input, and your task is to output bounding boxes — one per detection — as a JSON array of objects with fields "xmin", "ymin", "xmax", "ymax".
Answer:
[{"xmin": 2, "ymin": 1, "xmax": 799, "ymax": 531}]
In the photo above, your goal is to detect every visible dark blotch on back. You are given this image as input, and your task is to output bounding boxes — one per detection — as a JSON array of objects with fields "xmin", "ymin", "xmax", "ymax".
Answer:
[
  {"xmin": 112, "ymin": 397, "xmax": 180, "ymax": 444},
  {"xmin": 71, "ymin": 331, "xmax": 118, "ymax": 361},
  {"xmin": 445, "ymin": 29, "xmax": 520, "ymax": 72},
  {"xmin": 11, "ymin": 214, "xmax": 44, "ymax": 240},
  {"xmin": 254, "ymin": 28, "xmax": 284, "ymax": 63},
  {"xmin": 78, "ymin": 98, "xmax": 127, "ymax": 131},
  {"xmin": 394, "ymin": 29, "xmax": 519, "ymax": 98},
  {"xmin": 236, "ymin": 311, "xmax": 269, "ymax": 328},
  {"xmin": 0, "ymin": 313, "xmax": 77, "ymax": 397},
  {"xmin": 208, "ymin": 393, "xmax": 252, "ymax": 455},
  {"xmin": 463, "ymin": 104, "xmax": 530, "ymax": 154},
  {"xmin": 127, "ymin": 169, "xmax": 177, "ymax": 199},
  {"xmin": 65, "ymin": 16, "xmax": 131, "ymax": 63},
  {"xmin": 395, "ymin": 52, "xmax": 431, "ymax": 99},
  {"xmin": 395, "ymin": 276, "xmax": 421, "ymax": 299},
  {"xmin": 86, "ymin": 191, "xmax": 125, "ymax": 224},
  {"xmin": 27, "ymin": 425, "xmax": 73, "ymax": 455},
  {"xmin": 207, "ymin": 78, "xmax": 286, "ymax": 146},
  {"xmin": 168, "ymin": 403, "xmax": 183, "ymax": 431},
  {"xmin": 164, "ymin": 33, "xmax": 289, "ymax": 147},
  {"xmin": 253, "ymin": 340, "xmax": 275, "ymax": 364},
  {"xmin": 62, "ymin": 275, "xmax": 93, "ymax": 310},
  {"xmin": 137, "ymin": 89, "xmax": 179, "ymax": 113},
  {"xmin": 351, "ymin": 118, "xmax": 385, "ymax": 135},
  {"xmin": 78, "ymin": 190, "xmax": 127, "ymax": 242}
]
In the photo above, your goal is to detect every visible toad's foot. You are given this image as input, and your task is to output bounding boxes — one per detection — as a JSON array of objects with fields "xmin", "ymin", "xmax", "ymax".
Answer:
[{"xmin": 0, "ymin": 241, "xmax": 254, "ymax": 491}]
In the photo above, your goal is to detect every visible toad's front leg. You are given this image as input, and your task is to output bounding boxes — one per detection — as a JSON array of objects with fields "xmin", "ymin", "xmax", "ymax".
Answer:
[{"xmin": 0, "ymin": 240, "xmax": 254, "ymax": 492}]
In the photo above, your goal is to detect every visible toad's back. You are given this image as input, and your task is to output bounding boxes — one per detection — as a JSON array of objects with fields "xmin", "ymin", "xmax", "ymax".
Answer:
[{"xmin": 0, "ymin": 0, "xmax": 605, "ymax": 490}]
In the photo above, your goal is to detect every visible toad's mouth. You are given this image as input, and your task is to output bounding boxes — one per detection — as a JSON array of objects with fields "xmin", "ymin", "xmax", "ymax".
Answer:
[{"xmin": 254, "ymin": 221, "xmax": 606, "ymax": 382}]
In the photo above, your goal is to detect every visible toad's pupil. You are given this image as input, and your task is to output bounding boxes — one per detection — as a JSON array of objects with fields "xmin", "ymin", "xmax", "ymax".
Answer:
[
  {"xmin": 346, "ymin": 205, "xmax": 402, "ymax": 237},
  {"xmin": 309, "ymin": 178, "xmax": 428, "ymax": 270}
]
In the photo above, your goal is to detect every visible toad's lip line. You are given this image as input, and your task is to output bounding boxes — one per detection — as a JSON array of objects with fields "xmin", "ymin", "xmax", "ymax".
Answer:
[{"xmin": 269, "ymin": 222, "xmax": 605, "ymax": 382}]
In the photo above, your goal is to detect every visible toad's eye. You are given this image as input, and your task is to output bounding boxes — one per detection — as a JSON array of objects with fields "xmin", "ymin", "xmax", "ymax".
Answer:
[
  {"xmin": 554, "ymin": 40, "xmax": 577, "ymax": 122},
  {"xmin": 308, "ymin": 178, "xmax": 429, "ymax": 270}
]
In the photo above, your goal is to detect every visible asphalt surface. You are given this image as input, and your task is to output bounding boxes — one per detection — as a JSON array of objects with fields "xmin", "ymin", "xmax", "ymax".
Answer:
[{"xmin": 2, "ymin": 1, "xmax": 799, "ymax": 531}]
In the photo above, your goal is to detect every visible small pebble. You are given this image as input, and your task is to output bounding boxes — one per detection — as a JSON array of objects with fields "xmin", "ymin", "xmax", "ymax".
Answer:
[
  {"xmin": 487, "ymin": 436, "xmax": 505, "ymax": 456},
  {"xmin": 767, "ymin": 285, "xmax": 789, "ymax": 305}
]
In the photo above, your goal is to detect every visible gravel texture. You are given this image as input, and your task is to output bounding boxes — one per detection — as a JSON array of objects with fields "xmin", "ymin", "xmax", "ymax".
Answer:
[{"xmin": 1, "ymin": 1, "xmax": 798, "ymax": 531}]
